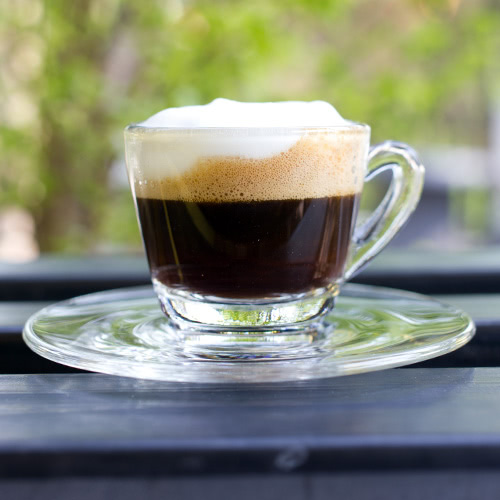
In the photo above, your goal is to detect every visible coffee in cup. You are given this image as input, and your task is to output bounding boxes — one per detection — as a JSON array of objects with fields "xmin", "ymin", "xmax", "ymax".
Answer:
[{"xmin": 125, "ymin": 99, "xmax": 423, "ymax": 341}]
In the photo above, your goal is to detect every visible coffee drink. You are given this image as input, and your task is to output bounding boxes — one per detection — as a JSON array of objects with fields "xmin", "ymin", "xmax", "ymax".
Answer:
[
  {"xmin": 123, "ymin": 98, "xmax": 425, "ymax": 354},
  {"xmin": 136, "ymin": 195, "xmax": 359, "ymax": 298},
  {"xmin": 126, "ymin": 100, "xmax": 368, "ymax": 299}
]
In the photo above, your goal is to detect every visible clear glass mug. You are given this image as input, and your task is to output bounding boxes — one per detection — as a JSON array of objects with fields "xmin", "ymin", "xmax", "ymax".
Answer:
[{"xmin": 124, "ymin": 124, "xmax": 424, "ymax": 354}]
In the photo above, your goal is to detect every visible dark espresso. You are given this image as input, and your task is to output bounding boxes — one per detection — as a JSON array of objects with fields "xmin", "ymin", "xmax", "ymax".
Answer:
[{"xmin": 136, "ymin": 195, "xmax": 359, "ymax": 299}]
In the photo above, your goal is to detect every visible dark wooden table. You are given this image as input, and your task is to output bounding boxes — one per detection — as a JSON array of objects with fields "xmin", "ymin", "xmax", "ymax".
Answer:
[{"xmin": 1, "ymin": 249, "xmax": 500, "ymax": 499}]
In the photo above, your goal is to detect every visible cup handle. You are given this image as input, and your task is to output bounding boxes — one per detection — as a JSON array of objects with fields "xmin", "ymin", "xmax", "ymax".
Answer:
[{"xmin": 344, "ymin": 141, "xmax": 425, "ymax": 281}]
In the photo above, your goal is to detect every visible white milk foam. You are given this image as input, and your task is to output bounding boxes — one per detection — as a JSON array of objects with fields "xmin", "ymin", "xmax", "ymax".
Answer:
[
  {"xmin": 136, "ymin": 99, "xmax": 347, "ymax": 167},
  {"xmin": 142, "ymin": 98, "xmax": 347, "ymax": 129},
  {"xmin": 126, "ymin": 99, "xmax": 369, "ymax": 202}
]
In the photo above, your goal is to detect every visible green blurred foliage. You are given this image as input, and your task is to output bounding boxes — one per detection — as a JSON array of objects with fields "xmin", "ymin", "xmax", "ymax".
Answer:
[{"xmin": 0, "ymin": 0, "xmax": 499, "ymax": 252}]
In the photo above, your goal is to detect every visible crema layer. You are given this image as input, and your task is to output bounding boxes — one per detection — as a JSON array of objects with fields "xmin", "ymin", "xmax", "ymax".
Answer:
[{"xmin": 129, "ymin": 130, "xmax": 368, "ymax": 202}]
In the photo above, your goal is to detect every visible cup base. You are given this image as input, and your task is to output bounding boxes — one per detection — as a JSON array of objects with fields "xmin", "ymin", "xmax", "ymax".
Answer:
[
  {"xmin": 151, "ymin": 281, "xmax": 338, "ymax": 359},
  {"xmin": 165, "ymin": 324, "xmax": 334, "ymax": 361}
]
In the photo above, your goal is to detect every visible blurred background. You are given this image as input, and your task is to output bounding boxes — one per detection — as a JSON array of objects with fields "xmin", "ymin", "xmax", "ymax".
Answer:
[{"xmin": 0, "ymin": 0, "xmax": 499, "ymax": 261}]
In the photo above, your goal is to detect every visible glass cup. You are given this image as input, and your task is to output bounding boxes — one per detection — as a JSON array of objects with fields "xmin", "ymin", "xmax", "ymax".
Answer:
[{"xmin": 124, "ymin": 124, "xmax": 424, "ymax": 356}]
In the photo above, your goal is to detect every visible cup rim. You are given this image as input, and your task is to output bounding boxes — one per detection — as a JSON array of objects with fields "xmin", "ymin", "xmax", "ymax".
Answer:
[{"xmin": 124, "ymin": 121, "xmax": 370, "ymax": 135}]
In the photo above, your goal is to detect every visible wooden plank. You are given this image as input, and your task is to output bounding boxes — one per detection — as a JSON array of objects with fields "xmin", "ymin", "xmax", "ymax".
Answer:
[
  {"xmin": 0, "ymin": 369, "xmax": 499, "ymax": 477},
  {"xmin": 1, "ymin": 294, "xmax": 499, "ymax": 336},
  {"xmin": 0, "ymin": 302, "xmax": 51, "ymax": 336},
  {"xmin": 2, "ymin": 473, "xmax": 500, "ymax": 500},
  {"xmin": 0, "ymin": 248, "xmax": 498, "ymax": 281},
  {"xmin": 435, "ymin": 294, "xmax": 500, "ymax": 324},
  {"xmin": 0, "ymin": 256, "xmax": 150, "ymax": 300},
  {"xmin": 1, "ymin": 249, "xmax": 500, "ymax": 299}
]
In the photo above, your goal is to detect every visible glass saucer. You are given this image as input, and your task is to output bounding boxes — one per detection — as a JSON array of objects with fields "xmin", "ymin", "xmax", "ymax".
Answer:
[{"xmin": 23, "ymin": 284, "xmax": 475, "ymax": 383}]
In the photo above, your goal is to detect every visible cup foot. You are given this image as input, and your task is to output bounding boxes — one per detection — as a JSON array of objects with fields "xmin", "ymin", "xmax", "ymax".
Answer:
[
  {"xmin": 152, "ymin": 282, "xmax": 337, "ymax": 360},
  {"xmin": 154, "ymin": 281, "xmax": 337, "ymax": 325}
]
